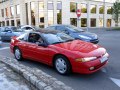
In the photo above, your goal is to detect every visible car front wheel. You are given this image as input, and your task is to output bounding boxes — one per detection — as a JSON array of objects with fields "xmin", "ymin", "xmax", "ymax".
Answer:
[{"xmin": 54, "ymin": 55, "xmax": 71, "ymax": 75}]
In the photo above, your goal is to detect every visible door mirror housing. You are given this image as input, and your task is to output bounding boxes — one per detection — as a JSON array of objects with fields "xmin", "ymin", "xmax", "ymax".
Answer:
[
  {"xmin": 7, "ymin": 30, "xmax": 12, "ymax": 33},
  {"xmin": 64, "ymin": 30, "xmax": 69, "ymax": 34}
]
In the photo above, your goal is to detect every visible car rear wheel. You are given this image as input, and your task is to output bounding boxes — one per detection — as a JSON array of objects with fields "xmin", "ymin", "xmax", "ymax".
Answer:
[
  {"xmin": 14, "ymin": 47, "xmax": 23, "ymax": 61},
  {"xmin": 54, "ymin": 55, "xmax": 71, "ymax": 75}
]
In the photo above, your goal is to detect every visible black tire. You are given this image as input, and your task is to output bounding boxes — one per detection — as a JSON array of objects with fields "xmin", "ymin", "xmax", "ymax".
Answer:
[
  {"xmin": 54, "ymin": 55, "xmax": 71, "ymax": 75},
  {"xmin": 14, "ymin": 47, "xmax": 23, "ymax": 61}
]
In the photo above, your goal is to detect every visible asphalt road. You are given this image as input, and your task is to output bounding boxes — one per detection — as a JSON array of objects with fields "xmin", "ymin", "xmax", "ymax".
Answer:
[{"xmin": 0, "ymin": 29, "xmax": 120, "ymax": 90}]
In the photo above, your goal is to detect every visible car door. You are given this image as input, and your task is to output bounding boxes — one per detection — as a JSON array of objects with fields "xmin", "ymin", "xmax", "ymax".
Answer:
[{"xmin": 23, "ymin": 33, "xmax": 50, "ymax": 64}]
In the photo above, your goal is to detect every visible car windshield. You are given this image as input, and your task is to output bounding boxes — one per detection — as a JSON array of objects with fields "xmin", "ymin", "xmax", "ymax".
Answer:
[
  {"xmin": 33, "ymin": 26, "xmax": 40, "ymax": 31},
  {"xmin": 66, "ymin": 25, "xmax": 84, "ymax": 32},
  {"xmin": 42, "ymin": 32, "xmax": 74, "ymax": 44}
]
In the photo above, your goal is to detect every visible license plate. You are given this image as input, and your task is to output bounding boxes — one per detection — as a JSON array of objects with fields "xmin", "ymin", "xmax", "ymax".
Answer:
[{"xmin": 100, "ymin": 56, "xmax": 108, "ymax": 63}]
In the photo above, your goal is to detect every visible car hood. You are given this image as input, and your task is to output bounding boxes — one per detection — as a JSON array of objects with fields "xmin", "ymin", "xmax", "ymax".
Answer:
[
  {"xmin": 71, "ymin": 31, "xmax": 98, "ymax": 40},
  {"xmin": 51, "ymin": 40, "xmax": 106, "ymax": 57},
  {"xmin": 13, "ymin": 32, "xmax": 25, "ymax": 36}
]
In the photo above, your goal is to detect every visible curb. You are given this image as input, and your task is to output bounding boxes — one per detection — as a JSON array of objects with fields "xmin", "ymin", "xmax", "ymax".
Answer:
[{"xmin": 0, "ymin": 56, "xmax": 73, "ymax": 90}]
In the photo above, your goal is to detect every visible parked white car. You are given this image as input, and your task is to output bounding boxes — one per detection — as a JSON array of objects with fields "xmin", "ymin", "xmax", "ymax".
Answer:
[{"xmin": 17, "ymin": 25, "xmax": 41, "ymax": 32}]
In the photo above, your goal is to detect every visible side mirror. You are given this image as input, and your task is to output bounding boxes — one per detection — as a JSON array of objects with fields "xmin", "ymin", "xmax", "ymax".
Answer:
[
  {"xmin": 38, "ymin": 43, "xmax": 48, "ymax": 47},
  {"xmin": 64, "ymin": 30, "xmax": 69, "ymax": 34},
  {"xmin": 8, "ymin": 30, "xmax": 12, "ymax": 33}
]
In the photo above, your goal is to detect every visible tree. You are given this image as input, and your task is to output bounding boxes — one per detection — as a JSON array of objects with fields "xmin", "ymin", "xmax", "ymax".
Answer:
[{"xmin": 112, "ymin": 0, "xmax": 120, "ymax": 26}]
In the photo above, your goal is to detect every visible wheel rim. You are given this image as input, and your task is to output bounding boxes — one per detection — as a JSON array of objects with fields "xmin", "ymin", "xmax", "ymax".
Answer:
[
  {"xmin": 15, "ymin": 49, "xmax": 21, "ymax": 60},
  {"xmin": 55, "ymin": 58, "xmax": 67, "ymax": 74}
]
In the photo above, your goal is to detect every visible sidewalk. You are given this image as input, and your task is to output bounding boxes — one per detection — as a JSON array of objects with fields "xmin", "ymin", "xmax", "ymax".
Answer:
[{"xmin": 0, "ymin": 62, "xmax": 33, "ymax": 90}]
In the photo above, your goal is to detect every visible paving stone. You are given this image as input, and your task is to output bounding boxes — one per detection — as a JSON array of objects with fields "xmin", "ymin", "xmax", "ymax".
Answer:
[{"xmin": 36, "ymin": 81, "xmax": 47, "ymax": 90}]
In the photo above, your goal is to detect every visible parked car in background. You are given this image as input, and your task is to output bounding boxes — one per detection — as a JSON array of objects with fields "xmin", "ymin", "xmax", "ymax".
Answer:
[
  {"xmin": 10, "ymin": 30, "xmax": 109, "ymax": 75},
  {"xmin": 17, "ymin": 25, "xmax": 41, "ymax": 32},
  {"xmin": 46, "ymin": 25, "xmax": 99, "ymax": 44},
  {"xmin": 0, "ymin": 36, "xmax": 2, "ymax": 46},
  {"xmin": 0, "ymin": 26, "xmax": 24, "ymax": 41}
]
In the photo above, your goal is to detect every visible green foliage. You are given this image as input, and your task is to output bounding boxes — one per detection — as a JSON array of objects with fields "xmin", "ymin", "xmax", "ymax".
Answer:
[
  {"xmin": 99, "ymin": 6, "xmax": 104, "ymax": 14},
  {"xmin": 57, "ymin": 10, "xmax": 62, "ymax": 24},
  {"xmin": 107, "ymin": 8, "xmax": 112, "ymax": 14},
  {"xmin": 70, "ymin": 2, "xmax": 77, "ymax": 12},
  {"xmin": 91, "ymin": 7, "xmax": 96, "ymax": 13},
  {"xmin": 112, "ymin": 1, "xmax": 120, "ymax": 26},
  {"xmin": 81, "ymin": 8, "xmax": 87, "ymax": 13}
]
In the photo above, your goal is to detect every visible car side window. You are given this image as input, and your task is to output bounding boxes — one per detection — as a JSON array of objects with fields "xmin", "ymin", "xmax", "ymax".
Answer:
[
  {"xmin": 28, "ymin": 33, "xmax": 42, "ymax": 43},
  {"xmin": 48, "ymin": 26, "xmax": 56, "ymax": 30},
  {"xmin": 56, "ymin": 26, "xmax": 65, "ymax": 31},
  {"xmin": 4, "ymin": 28, "xmax": 12, "ymax": 32}
]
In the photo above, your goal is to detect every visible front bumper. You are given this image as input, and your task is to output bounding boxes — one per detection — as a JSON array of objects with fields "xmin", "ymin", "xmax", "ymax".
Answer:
[{"xmin": 71, "ymin": 58, "xmax": 108, "ymax": 74}]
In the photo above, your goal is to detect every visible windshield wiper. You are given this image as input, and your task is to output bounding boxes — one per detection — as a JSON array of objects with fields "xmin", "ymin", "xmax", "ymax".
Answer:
[
  {"xmin": 52, "ymin": 41, "xmax": 64, "ymax": 44},
  {"xmin": 65, "ymin": 39, "xmax": 74, "ymax": 42}
]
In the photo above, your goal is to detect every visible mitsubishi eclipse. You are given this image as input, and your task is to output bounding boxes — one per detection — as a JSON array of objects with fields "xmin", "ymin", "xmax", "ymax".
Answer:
[{"xmin": 10, "ymin": 30, "xmax": 109, "ymax": 75}]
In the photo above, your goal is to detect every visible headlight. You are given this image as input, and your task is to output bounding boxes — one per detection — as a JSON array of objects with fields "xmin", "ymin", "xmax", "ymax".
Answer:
[
  {"xmin": 76, "ymin": 57, "xmax": 97, "ymax": 62},
  {"xmin": 79, "ymin": 35, "xmax": 91, "ymax": 40}
]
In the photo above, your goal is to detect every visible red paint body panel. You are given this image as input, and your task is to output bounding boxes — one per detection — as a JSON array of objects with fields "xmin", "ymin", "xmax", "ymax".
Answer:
[{"xmin": 10, "ymin": 38, "xmax": 109, "ymax": 74}]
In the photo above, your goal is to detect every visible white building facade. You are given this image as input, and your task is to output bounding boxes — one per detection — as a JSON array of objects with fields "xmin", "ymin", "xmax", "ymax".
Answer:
[{"xmin": 0, "ymin": 0, "xmax": 118, "ymax": 28}]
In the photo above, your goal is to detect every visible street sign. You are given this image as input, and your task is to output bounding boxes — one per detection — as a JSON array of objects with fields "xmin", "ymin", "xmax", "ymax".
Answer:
[{"xmin": 76, "ymin": 9, "xmax": 81, "ymax": 18}]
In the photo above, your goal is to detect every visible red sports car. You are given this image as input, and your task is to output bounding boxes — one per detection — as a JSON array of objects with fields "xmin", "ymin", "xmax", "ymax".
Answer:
[{"xmin": 10, "ymin": 30, "xmax": 109, "ymax": 75}]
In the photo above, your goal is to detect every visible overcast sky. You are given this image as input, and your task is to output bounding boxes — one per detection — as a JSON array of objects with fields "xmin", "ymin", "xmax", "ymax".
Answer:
[{"xmin": 94, "ymin": 0, "xmax": 116, "ymax": 3}]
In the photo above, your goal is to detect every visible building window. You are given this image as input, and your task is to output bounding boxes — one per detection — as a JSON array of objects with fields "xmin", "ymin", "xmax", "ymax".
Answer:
[
  {"xmin": 91, "ymin": 18, "xmax": 96, "ymax": 27},
  {"xmin": 30, "ymin": 2, "xmax": 35, "ymax": 25},
  {"xmin": 11, "ymin": 20, "xmax": 14, "ymax": 26},
  {"xmin": 5, "ymin": 7, "xmax": 9, "ymax": 17},
  {"xmin": 99, "ymin": 6, "xmax": 104, "ymax": 14},
  {"xmin": 70, "ymin": 18, "xmax": 77, "ymax": 26},
  {"xmin": 25, "ymin": 3, "xmax": 29, "ymax": 24},
  {"xmin": 57, "ymin": 1, "xmax": 62, "ymax": 24},
  {"xmin": 2, "ymin": 21, "xmax": 5, "ymax": 26},
  {"xmin": 107, "ymin": 6, "xmax": 112, "ymax": 14},
  {"xmin": 81, "ymin": 18, "xmax": 87, "ymax": 27},
  {"xmin": 16, "ymin": 19, "xmax": 20, "ymax": 26},
  {"xmin": 81, "ymin": 4, "xmax": 87, "ymax": 13},
  {"xmin": 99, "ymin": 18, "xmax": 103, "ymax": 27},
  {"xmin": 90, "ymin": 5, "xmax": 96, "ymax": 14},
  {"xmin": 48, "ymin": 1, "xmax": 54, "ymax": 25},
  {"xmin": 1, "ymin": 9, "xmax": 4, "ymax": 17},
  {"xmin": 39, "ymin": 2, "xmax": 44, "ymax": 28},
  {"xmin": 6, "ymin": 20, "xmax": 9, "ymax": 26},
  {"xmin": 16, "ymin": 4, "xmax": 20, "ymax": 15},
  {"xmin": 70, "ymin": 2, "xmax": 77, "ymax": 12},
  {"xmin": 10, "ymin": 6, "xmax": 14, "ymax": 16},
  {"xmin": 107, "ymin": 19, "xmax": 111, "ymax": 27}
]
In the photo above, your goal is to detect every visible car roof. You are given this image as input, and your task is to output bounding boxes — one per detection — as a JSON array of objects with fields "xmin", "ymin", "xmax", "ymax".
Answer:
[{"xmin": 30, "ymin": 29, "xmax": 60, "ymax": 34}]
